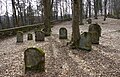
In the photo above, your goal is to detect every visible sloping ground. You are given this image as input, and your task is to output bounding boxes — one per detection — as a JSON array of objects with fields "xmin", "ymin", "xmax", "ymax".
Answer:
[{"xmin": 0, "ymin": 17, "xmax": 120, "ymax": 77}]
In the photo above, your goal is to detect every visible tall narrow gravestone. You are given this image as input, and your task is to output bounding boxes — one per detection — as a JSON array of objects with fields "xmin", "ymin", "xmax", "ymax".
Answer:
[
  {"xmin": 27, "ymin": 33, "xmax": 33, "ymax": 40},
  {"xmin": 16, "ymin": 31, "xmax": 23, "ymax": 43},
  {"xmin": 59, "ymin": 27, "xmax": 67, "ymax": 39},
  {"xmin": 24, "ymin": 47, "xmax": 45, "ymax": 73},
  {"xmin": 35, "ymin": 30, "xmax": 45, "ymax": 41},
  {"xmin": 79, "ymin": 32, "xmax": 92, "ymax": 51}
]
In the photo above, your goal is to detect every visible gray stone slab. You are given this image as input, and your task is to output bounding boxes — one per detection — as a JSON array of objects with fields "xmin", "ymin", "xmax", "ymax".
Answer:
[
  {"xmin": 16, "ymin": 31, "xmax": 23, "ymax": 43},
  {"xmin": 79, "ymin": 32, "xmax": 92, "ymax": 51},
  {"xmin": 59, "ymin": 27, "xmax": 67, "ymax": 39}
]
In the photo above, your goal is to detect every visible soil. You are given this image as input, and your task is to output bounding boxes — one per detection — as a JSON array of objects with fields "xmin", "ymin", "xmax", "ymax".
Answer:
[{"xmin": 0, "ymin": 17, "xmax": 120, "ymax": 77}]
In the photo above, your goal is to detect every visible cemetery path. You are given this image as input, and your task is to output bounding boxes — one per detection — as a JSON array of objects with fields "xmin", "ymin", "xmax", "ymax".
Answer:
[{"xmin": 0, "ymin": 17, "xmax": 120, "ymax": 77}]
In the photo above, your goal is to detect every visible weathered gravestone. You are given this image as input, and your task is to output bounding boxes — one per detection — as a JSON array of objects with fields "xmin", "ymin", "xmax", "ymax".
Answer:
[
  {"xmin": 24, "ymin": 47, "xmax": 45, "ymax": 73},
  {"xmin": 59, "ymin": 27, "xmax": 67, "ymax": 39},
  {"xmin": 16, "ymin": 31, "xmax": 23, "ymax": 43},
  {"xmin": 87, "ymin": 19, "xmax": 92, "ymax": 24},
  {"xmin": 79, "ymin": 32, "xmax": 92, "ymax": 51},
  {"xmin": 27, "ymin": 33, "xmax": 33, "ymax": 40},
  {"xmin": 88, "ymin": 23, "xmax": 101, "ymax": 37},
  {"xmin": 35, "ymin": 30, "xmax": 45, "ymax": 41},
  {"xmin": 90, "ymin": 31, "xmax": 99, "ymax": 44}
]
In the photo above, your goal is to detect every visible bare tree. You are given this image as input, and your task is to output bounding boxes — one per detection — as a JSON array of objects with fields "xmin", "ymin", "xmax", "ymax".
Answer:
[
  {"xmin": 79, "ymin": 0, "xmax": 83, "ymax": 25},
  {"xmin": 0, "ymin": 0, "xmax": 3, "ymax": 29},
  {"xmin": 11, "ymin": 0, "xmax": 19, "ymax": 27},
  {"xmin": 88, "ymin": 0, "xmax": 91, "ymax": 18},
  {"xmin": 71, "ymin": 0, "xmax": 80, "ymax": 48},
  {"xmin": 94, "ymin": 0, "xmax": 98, "ymax": 19},
  {"xmin": 43, "ymin": 0, "xmax": 51, "ymax": 36},
  {"xmin": 104, "ymin": 0, "xmax": 107, "ymax": 21}
]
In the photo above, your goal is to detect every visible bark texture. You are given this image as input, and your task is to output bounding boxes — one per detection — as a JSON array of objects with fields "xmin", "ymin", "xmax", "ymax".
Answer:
[{"xmin": 71, "ymin": 0, "xmax": 80, "ymax": 48}]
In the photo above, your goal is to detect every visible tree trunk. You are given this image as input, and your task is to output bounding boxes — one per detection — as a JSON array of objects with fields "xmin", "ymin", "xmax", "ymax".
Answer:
[
  {"xmin": 6, "ymin": 12, "xmax": 10, "ymax": 28},
  {"xmin": 94, "ymin": 0, "xmax": 98, "ymax": 19},
  {"xmin": 0, "ymin": 16, "xmax": 2, "ymax": 29},
  {"xmin": 55, "ymin": 0, "xmax": 58, "ymax": 20},
  {"xmin": 71, "ymin": 0, "xmax": 80, "ymax": 48},
  {"xmin": 11, "ymin": 0, "xmax": 19, "ymax": 27},
  {"xmin": 79, "ymin": 0, "xmax": 84, "ymax": 25},
  {"xmin": 5, "ymin": 0, "xmax": 10, "ymax": 28},
  {"xmin": 50, "ymin": 0, "xmax": 54, "ymax": 20},
  {"xmin": 85, "ymin": 4, "xmax": 88, "ymax": 18},
  {"xmin": 99, "ymin": 0, "xmax": 103, "ymax": 16},
  {"xmin": 104, "ymin": 0, "xmax": 107, "ymax": 21},
  {"xmin": 43, "ymin": 0, "xmax": 51, "ymax": 36},
  {"xmin": 60, "ymin": 0, "xmax": 63, "ymax": 20},
  {"xmin": 88, "ymin": 0, "xmax": 91, "ymax": 18}
]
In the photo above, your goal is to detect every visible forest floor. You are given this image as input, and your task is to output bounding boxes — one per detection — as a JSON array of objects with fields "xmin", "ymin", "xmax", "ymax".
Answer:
[{"xmin": 0, "ymin": 17, "xmax": 120, "ymax": 77}]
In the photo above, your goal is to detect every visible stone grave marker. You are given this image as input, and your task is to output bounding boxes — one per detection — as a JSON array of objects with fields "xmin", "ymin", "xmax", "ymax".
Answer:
[
  {"xmin": 59, "ymin": 27, "xmax": 67, "ymax": 39},
  {"xmin": 16, "ymin": 31, "xmax": 23, "ymax": 43},
  {"xmin": 79, "ymin": 32, "xmax": 92, "ymax": 51},
  {"xmin": 90, "ymin": 31, "xmax": 99, "ymax": 44},
  {"xmin": 27, "ymin": 33, "xmax": 33, "ymax": 40},
  {"xmin": 87, "ymin": 19, "xmax": 92, "ymax": 24},
  {"xmin": 35, "ymin": 30, "xmax": 45, "ymax": 41},
  {"xmin": 24, "ymin": 47, "xmax": 45, "ymax": 73},
  {"xmin": 88, "ymin": 23, "xmax": 101, "ymax": 37}
]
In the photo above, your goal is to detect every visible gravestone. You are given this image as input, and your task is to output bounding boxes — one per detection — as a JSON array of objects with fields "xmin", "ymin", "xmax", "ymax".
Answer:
[
  {"xmin": 16, "ymin": 31, "xmax": 23, "ymax": 43},
  {"xmin": 87, "ymin": 19, "xmax": 92, "ymax": 24},
  {"xmin": 79, "ymin": 32, "xmax": 92, "ymax": 51},
  {"xmin": 88, "ymin": 23, "xmax": 101, "ymax": 37},
  {"xmin": 24, "ymin": 47, "xmax": 45, "ymax": 73},
  {"xmin": 27, "ymin": 33, "xmax": 33, "ymax": 40},
  {"xmin": 90, "ymin": 31, "xmax": 99, "ymax": 44},
  {"xmin": 35, "ymin": 30, "xmax": 45, "ymax": 41},
  {"xmin": 59, "ymin": 27, "xmax": 67, "ymax": 39}
]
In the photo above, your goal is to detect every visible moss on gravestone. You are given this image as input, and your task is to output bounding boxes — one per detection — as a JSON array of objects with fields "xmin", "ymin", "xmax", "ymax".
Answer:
[{"xmin": 24, "ymin": 47, "xmax": 45, "ymax": 73}]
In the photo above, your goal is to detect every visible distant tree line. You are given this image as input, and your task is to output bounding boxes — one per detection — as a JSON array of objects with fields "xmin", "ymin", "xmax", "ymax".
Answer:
[
  {"xmin": 0, "ymin": 0, "xmax": 120, "ymax": 30},
  {"xmin": 0, "ymin": 0, "xmax": 72, "ymax": 30}
]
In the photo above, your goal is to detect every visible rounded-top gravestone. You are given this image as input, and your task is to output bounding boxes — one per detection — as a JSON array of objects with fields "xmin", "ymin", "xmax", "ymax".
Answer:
[
  {"xmin": 59, "ymin": 27, "xmax": 67, "ymax": 39},
  {"xmin": 35, "ymin": 30, "xmax": 45, "ymax": 41},
  {"xmin": 16, "ymin": 31, "xmax": 23, "ymax": 43},
  {"xmin": 24, "ymin": 47, "xmax": 45, "ymax": 73},
  {"xmin": 88, "ymin": 23, "xmax": 101, "ymax": 37},
  {"xmin": 27, "ymin": 33, "xmax": 33, "ymax": 40}
]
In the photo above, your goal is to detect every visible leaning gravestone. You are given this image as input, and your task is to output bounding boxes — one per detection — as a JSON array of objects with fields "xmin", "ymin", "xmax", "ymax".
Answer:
[
  {"xmin": 88, "ymin": 23, "xmax": 101, "ymax": 37},
  {"xmin": 59, "ymin": 27, "xmax": 67, "ymax": 39},
  {"xmin": 27, "ymin": 33, "xmax": 33, "ymax": 40},
  {"xmin": 35, "ymin": 30, "xmax": 45, "ymax": 41},
  {"xmin": 90, "ymin": 31, "xmax": 99, "ymax": 44},
  {"xmin": 24, "ymin": 47, "xmax": 45, "ymax": 73},
  {"xmin": 79, "ymin": 32, "xmax": 92, "ymax": 51},
  {"xmin": 16, "ymin": 31, "xmax": 23, "ymax": 43}
]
